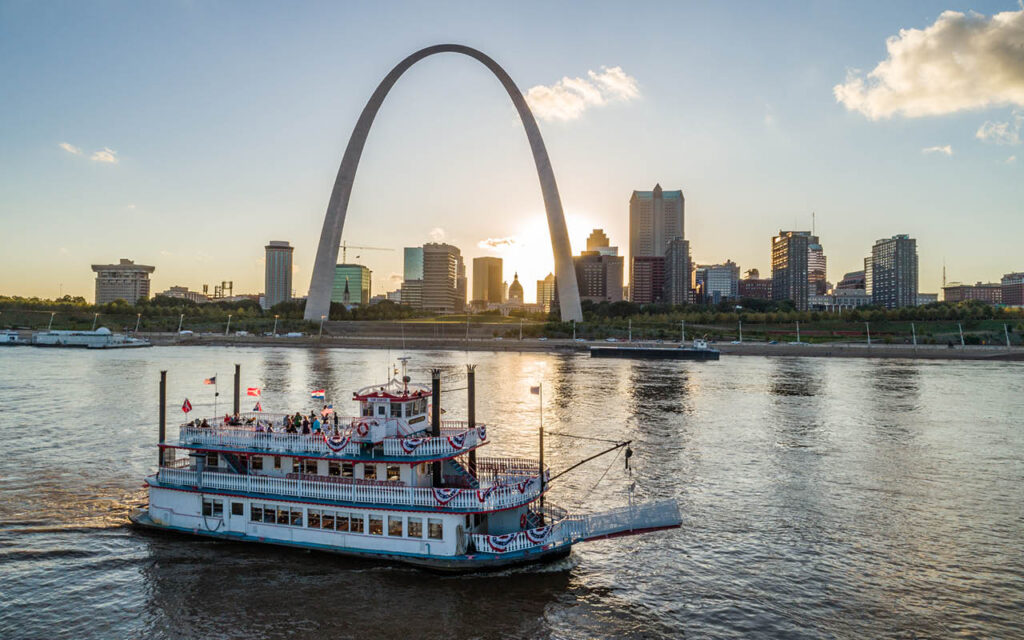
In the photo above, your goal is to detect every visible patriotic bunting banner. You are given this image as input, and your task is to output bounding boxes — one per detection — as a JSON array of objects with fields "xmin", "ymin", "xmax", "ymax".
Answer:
[
  {"xmin": 431, "ymin": 487, "xmax": 461, "ymax": 506},
  {"xmin": 524, "ymin": 525, "xmax": 552, "ymax": 545},
  {"xmin": 324, "ymin": 434, "xmax": 351, "ymax": 452},
  {"xmin": 400, "ymin": 438, "xmax": 426, "ymax": 454},
  {"xmin": 447, "ymin": 433, "xmax": 466, "ymax": 450},
  {"xmin": 486, "ymin": 532, "xmax": 519, "ymax": 552},
  {"xmin": 476, "ymin": 484, "xmax": 499, "ymax": 503},
  {"xmin": 478, "ymin": 426, "xmax": 486, "ymax": 441},
  {"xmin": 516, "ymin": 478, "xmax": 535, "ymax": 494}
]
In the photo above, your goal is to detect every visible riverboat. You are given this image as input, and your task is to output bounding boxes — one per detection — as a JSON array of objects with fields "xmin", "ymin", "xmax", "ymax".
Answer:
[
  {"xmin": 130, "ymin": 365, "xmax": 681, "ymax": 571},
  {"xmin": 31, "ymin": 327, "xmax": 151, "ymax": 349},
  {"xmin": 589, "ymin": 337, "xmax": 721, "ymax": 361}
]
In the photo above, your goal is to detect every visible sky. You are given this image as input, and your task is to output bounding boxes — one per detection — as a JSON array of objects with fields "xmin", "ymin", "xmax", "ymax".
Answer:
[{"xmin": 1, "ymin": 1, "xmax": 1022, "ymax": 303}]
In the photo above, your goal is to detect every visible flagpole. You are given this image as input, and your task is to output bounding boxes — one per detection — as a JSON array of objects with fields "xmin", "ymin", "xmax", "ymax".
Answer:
[
  {"xmin": 214, "ymin": 372, "xmax": 218, "ymax": 419},
  {"xmin": 539, "ymin": 382, "xmax": 544, "ymax": 522}
]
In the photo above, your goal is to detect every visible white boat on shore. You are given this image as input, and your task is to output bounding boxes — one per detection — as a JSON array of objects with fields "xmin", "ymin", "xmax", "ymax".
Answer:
[
  {"xmin": 130, "ymin": 364, "xmax": 681, "ymax": 571},
  {"xmin": 31, "ymin": 327, "xmax": 151, "ymax": 349}
]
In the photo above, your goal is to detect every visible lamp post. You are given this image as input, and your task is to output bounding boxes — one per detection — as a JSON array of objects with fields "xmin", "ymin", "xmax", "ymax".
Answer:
[
  {"xmin": 48, "ymin": 311, "xmax": 56, "ymax": 331},
  {"xmin": 865, "ymin": 321, "xmax": 871, "ymax": 347},
  {"xmin": 92, "ymin": 313, "xmax": 99, "ymax": 331},
  {"xmin": 134, "ymin": 313, "xmax": 141, "ymax": 333},
  {"xmin": 177, "ymin": 313, "xmax": 184, "ymax": 333},
  {"xmin": 319, "ymin": 314, "xmax": 326, "ymax": 340},
  {"xmin": 225, "ymin": 314, "xmax": 232, "ymax": 336},
  {"xmin": 572, "ymin": 319, "xmax": 576, "ymax": 341},
  {"xmin": 273, "ymin": 314, "xmax": 279, "ymax": 337}
]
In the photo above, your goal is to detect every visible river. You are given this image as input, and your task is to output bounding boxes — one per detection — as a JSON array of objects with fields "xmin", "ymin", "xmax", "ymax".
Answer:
[{"xmin": 0, "ymin": 346, "xmax": 1021, "ymax": 639}]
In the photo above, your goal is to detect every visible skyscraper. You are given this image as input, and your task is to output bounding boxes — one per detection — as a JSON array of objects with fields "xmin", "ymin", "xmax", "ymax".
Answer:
[
  {"xmin": 263, "ymin": 241, "xmax": 293, "ymax": 309},
  {"xmin": 771, "ymin": 231, "xmax": 810, "ymax": 310},
  {"xmin": 629, "ymin": 184, "xmax": 684, "ymax": 303},
  {"xmin": 662, "ymin": 238, "xmax": 691, "ymax": 305},
  {"xmin": 421, "ymin": 243, "xmax": 463, "ymax": 313},
  {"xmin": 472, "ymin": 257, "xmax": 503, "ymax": 305},
  {"xmin": 868, "ymin": 234, "xmax": 918, "ymax": 309},
  {"xmin": 331, "ymin": 264, "xmax": 372, "ymax": 306},
  {"xmin": 587, "ymin": 229, "xmax": 611, "ymax": 252},
  {"xmin": 808, "ymin": 239, "xmax": 828, "ymax": 295},
  {"xmin": 574, "ymin": 229, "xmax": 625, "ymax": 304},
  {"xmin": 403, "ymin": 247, "xmax": 423, "ymax": 280},
  {"xmin": 536, "ymin": 273, "xmax": 556, "ymax": 312},
  {"xmin": 694, "ymin": 260, "xmax": 739, "ymax": 304},
  {"xmin": 739, "ymin": 268, "xmax": 772, "ymax": 300},
  {"xmin": 92, "ymin": 258, "xmax": 155, "ymax": 304}
]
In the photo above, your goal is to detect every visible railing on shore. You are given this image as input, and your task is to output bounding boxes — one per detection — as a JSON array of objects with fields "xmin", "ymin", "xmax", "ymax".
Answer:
[{"xmin": 156, "ymin": 467, "xmax": 543, "ymax": 511}]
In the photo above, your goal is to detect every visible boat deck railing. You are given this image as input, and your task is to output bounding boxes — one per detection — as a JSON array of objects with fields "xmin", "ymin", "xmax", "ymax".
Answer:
[{"xmin": 155, "ymin": 466, "xmax": 544, "ymax": 512}]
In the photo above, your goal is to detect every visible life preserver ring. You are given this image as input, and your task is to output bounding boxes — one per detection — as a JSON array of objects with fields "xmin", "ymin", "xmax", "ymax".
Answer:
[
  {"xmin": 356, "ymin": 422, "xmax": 370, "ymax": 437},
  {"xmin": 520, "ymin": 513, "xmax": 528, "ymax": 529}
]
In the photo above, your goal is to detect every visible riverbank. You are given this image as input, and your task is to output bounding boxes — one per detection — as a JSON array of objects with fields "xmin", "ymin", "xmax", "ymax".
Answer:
[{"xmin": 143, "ymin": 333, "xmax": 1024, "ymax": 361}]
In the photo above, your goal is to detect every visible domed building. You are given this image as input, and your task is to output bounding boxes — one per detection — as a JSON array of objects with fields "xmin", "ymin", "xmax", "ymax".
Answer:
[{"xmin": 508, "ymin": 272, "xmax": 524, "ymax": 303}]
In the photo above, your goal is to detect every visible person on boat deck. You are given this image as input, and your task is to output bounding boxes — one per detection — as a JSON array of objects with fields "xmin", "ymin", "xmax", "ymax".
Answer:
[
  {"xmin": 293, "ymin": 411, "xmax": 303, "ymax": 425},
  {"xmin": 285, "ymin": 420, "xmax": 297, "ymax": 434},
  {"xmin": 255, "ymin": 421, "xmax": 265, "ymax": 432},
  {"xmin": 333, "ymin": 413, "xmax": 339, "ymax": 428},
  {"xmin": 200, "ymin": 418, "xmax": 210, "ymax": 429},
  {"xmin": 223, "ymin": 413, "xmax": 231, "ymax": 425},
  {"xmin": 282, "ymin": 415, "xmax": 291, "ymax": 428},
  {"xmin": 312, "ymin": 416, "xmax": 321, "ymax": 433}
]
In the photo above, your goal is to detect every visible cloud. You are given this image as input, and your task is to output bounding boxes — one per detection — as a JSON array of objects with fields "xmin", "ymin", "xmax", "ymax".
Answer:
[
  {"xmin": 428, "ymin": 227, "xmax": 445, "ymax": 242},
  {"xmin": 477, "ymin": 237, "xmax": 518, "ymax": 250},
  {"xmin": 834, "ymin": 9, "xmax": 1024, "ymax": 119},
  {"xmin": 90, "ymin": 147, "xmax": 118, "ymax": 164},
  {"xmin": 1008, "ymin": 155, "xmax": 1018, "ymax": 163},
  {"xmin": 59, "ymin": 142, "xmax": 82, "ymax": 155},
  {"xmin": 922, "ymin": 145, "xmax": 953, "ymax": 155},
  {"xmin": 524, "ymin": 66, "xmax": 640, "ymax": 122},
  {"xmin": 977, "ymin": 111, "xmax": 1023, "ymax": 145},
  {"xmin": 387, "ymin": 273, "xmax": 403, "ymax": 283}
]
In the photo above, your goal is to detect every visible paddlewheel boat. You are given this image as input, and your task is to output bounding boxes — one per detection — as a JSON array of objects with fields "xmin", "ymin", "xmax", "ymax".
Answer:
[{"xmin": 130, "ymin": 365, "xmax": 681, "ymax": 571}]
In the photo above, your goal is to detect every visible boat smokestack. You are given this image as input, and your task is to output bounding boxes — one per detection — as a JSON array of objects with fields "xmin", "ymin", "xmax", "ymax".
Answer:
[
  {"xmin": 467, "ymin": 364, "xmax": 477, "ymax": 479},
  {"xmin": 233, "ymin": 364, "xmax": 240, "ymax": 415},
  {"xmin": 159, "ymin": 370, "xmax": 167, "ymax": 468},
  {"xmin": 431, "ymin": 368, "xmax": 442, "ymax": 486}
]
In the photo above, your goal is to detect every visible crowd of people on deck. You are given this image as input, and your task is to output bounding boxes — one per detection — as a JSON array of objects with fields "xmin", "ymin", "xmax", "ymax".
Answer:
[{"xmin": 189, "ymin": 406, "xmax": 342, "ymax": 436}]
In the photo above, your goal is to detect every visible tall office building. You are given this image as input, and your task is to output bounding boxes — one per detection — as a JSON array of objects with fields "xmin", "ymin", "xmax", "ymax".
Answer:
[
  {"xmin": 1001, "ymin": 272, "xmax": 1024, "ymax": 306},
  {"xmin": 868, "ymin": 234, "xmax": 918, "ymax": 309},
  {"xmin": 92, "ymin": 258, "xmax": 155, "ymax": 304},
  {"xmin": 455, "ymin": 256, "xmax": 467, "ymax": 312},
  {"xmin": 574, "ymin": 229, "xmax": 625, "ymax": 304},
  {"xmin": 836, "ymin": 271, "xmax": 866, "ymax": 290},
  {"xmin": 808, "ymin": 239, "xmax": 828, "ymax": 295},
  {"xmin": 662, "ymin": 238, "xmax": 691, "ymax": 305},
  {"xmin": 536, "ymin": 273, "xmax": 556, "ymax": 312},
  {"xmin": 331, "ymin": 264, "xmax": 372, "ymax": 306},
  {"xmin": 771, "ymin": 231, "xmax": 811, "ymax": 310},
  {"xmin": 629, "ymin": 184, "xmax": 684, "ymax": 303},
  {"xmin": 472, "ymin": 257, "xmax": 504, "ymax": 305},
  {"xmin": 421, "ymin": 243, "xmax": 463, "ymax": 313},
  {"xmin": 694, "ymin": 260, "xmax": 739, "ymax": 304},
  {"xmin": 263, "ymin": 241, "xmax": 293, "ymax": 309},
  {"xmin": 403, "ymin": 247, "xmax": 423, "ymax": 280},
  {"xmin": 942, "ymin": 282, "xmax": 1002, "ymax": 304},
  {"xmin": 739, "ymin": 268, "xmax": 772, "ymax": 300}
]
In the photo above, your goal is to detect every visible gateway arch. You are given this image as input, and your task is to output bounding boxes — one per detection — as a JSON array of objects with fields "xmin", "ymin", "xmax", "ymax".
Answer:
[{"xmin": 304, "ymin": 44, "xmax": 583, "ymax": 322}]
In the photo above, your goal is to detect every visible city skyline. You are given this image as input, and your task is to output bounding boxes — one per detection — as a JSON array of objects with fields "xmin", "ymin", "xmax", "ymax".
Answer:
[{"xmin": 2, "ymin": 2, "xmax": 1023, "ymax": 302}]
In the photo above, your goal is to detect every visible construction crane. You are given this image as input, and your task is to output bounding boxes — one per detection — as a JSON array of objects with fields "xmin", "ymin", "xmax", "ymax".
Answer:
[{"xmin": 339, "ymin": 241, "xmax": 393, "ymax": 263}]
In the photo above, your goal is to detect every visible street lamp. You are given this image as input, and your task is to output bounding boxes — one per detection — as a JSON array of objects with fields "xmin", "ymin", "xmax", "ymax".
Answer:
[
  {"xmin": 48, "ymin": 311, "xmax": 56, "ymax": 331},
  {"xmin": 273, "ymin": 314, "xmax": 279, "ymax": 337},
  {"xmin": 92, "ymin": 312, "xmax": 99, "ymax": 331},
  {"xmin": 319, "ymin": 314, "xmax": 326, "ymax": 340},
  {"xmin": 177, "ymin": 313, "xmax": 184, "ymax": 333},
  {"xmin": 225, "ymin": 314, "xmax": 232, "ymax": 336},
  {"xmin": 134, "ymin": 313, "xmax": 141, "ymax": 333}
]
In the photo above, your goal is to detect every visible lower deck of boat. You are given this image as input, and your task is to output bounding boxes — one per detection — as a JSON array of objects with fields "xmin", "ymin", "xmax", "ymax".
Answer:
[{"xmin": 128, "ymin": 509, "xmax": 572, "ymax": 572}]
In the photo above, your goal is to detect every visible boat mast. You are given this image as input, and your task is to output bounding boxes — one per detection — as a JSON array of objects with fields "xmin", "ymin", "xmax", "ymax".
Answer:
[
  {"xmin": 467, "ymin": 364, "xmax": 477, "ymax": 479},
  {"xmin": 233, "ymin": 364, "xmax": 240, "ymax": 416},
  {"xmin": 159, "ymin": 370, "xmax": 167, "ymax": 468},
  {"xmin": 538, "ymin": 382, "xmax": 544, "ymax": 518},
  {"xmin": 431, "ymin": 369, "xmax": 442, "ymax": 486}
]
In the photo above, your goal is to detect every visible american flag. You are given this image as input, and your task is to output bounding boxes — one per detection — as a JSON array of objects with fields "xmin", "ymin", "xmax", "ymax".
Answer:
[{"xmin": 203, "ymin": 376, "xmax": 216, "ymax": 385}]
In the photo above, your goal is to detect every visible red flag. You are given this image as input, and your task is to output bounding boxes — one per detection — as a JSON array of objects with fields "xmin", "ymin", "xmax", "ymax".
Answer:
[
  {"xmin": 246, "ymin": 387, "xmax": 261, "ymax": 396},
  {"xmin": 182, "ymin": 398, "xmax": 193, "ymax": 413}
]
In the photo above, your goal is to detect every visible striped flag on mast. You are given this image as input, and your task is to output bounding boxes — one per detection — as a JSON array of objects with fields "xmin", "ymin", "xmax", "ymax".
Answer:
[
  {"xmin": 182, "ymin": 398, "xmax": 193, "ymax": 413},
  {"xmin": 203, "ymin": 376, "xmax": 216, "ymax": 385},
  {"xmin": 311, "ymin": 389, "xmax": 325, "ymax": 400},
  {"xmin": 246, "ymin": 387, "xmax": 261, "ymax": 396}
]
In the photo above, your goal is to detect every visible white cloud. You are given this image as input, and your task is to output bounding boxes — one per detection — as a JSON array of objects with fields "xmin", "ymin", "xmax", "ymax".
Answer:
[
  {"xmin": 428, "ymin": 227, "xmax": 446, "ymax": 242},
  {"xmin": 1008, "ymin": 155, "xmax": 1018, "ymax": 163},
  {"xmin": 977, "ymin": 111, "xmax": 1023, "ymax": 145},
  {"xmin": 524, "ymin": 66, "xmax": 640, "ymax": 122},
  {"xmin": 477, "ymin": 236, "xmax": 518, "ymax": 250},
  {"xmin": 834, "ymin": 9, "xmax": 1024, "ymax": 119},
  {"xmin": 922, "ymin": 145, "xmax": 954, "ymax": 155},
  {"xmin": 90, "ymin": 147, "xmax": 118, "ymax": 164},
  {"xmin": 59, "ymin": 142, "xmax": 82, "ymax": 155}
]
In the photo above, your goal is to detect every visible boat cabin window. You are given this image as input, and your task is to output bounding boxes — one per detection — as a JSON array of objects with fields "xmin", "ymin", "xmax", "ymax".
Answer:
[
  {"xmin": 350, "ymin": 513, "xmax": 365, "ymax": 534},
  {"xmin": 251, "ymin": 456, "xmax": 263, "ymax": 471},
  {"xmin": 202, "ymin": 498, "xmax": 223, "ymax": 517},
  {"xmin": 386, "ymin": 465, "xmax": 401, "ymax": 482},
  {"xmin": 388, "ymin": 516, "xmax": 403, "ymax": 537},
  {"xmin": 328, "ymin": 461, "xmax": 341, "ymax": 477},
  {"xmin": 321, "ymin": 511, "xmax": 335, "ymax": 529},
  {"xmin": 307, "ymin": 509, "xmax": 321, "ymax": 528},
  {"xmin": 335, "ymin": 513, "xmax": 350, "ymax": 532},
  {"xmin": 342, "ymin": 462, "xmax": 354, "ymax": 478},
  {"xmin": 427, "ymin": 518, "xmax": 443, "ymax": 540},
  {"xmin": 391, "ymin": 402, "xmax": 402, "ymax": 418},
  {"xmin": 292, "ymin": 459, "xmax": 301, "ymax": 473},
  {"xmin": 369, "ymin": 515, "xmax": 383, "ymax": 535},
  {"xmin": 362, "ymin": 405, "xmax": 373, "ymax": 417},
  {"xmin": 206, "ymin": 452, "xmax": 218, "ymax": 467},
  {"xmin": 252, "ymin": 505, "xmax": 263, "ymax": 522},
  {"xmin": 363, "ymin": 465, "xmax": 377, "ymax": 481},
  {"xmin": 407, "ymin": 517, "xmax": 423, "ymax": 538},
  {"xmin": 276, "ymin": 507, "xmax": 290, "ymax": 525},
  {"xmin": 231, "ymin": 502, "xmax": 244, "ymax": 516},
  {"xmin": 273, "ymin": 456, "xmax": 282, "ymax": 469},
  {"xmin": 302, "ymin": 459, "xmax": 318, "ymax": 474},
  {"xmin": 375, "ymin": 404, "xmax": 387, "ymax": 418}
]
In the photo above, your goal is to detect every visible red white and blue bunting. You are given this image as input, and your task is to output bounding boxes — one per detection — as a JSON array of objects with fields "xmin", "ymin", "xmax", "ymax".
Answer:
[
  {"xmin": 432, "ymin": 487, "xmax": 461, "ymax": 505},
  {"xmin": 486, "ymin": 532, "xmax": 519, "ymax": 552},
  {"xmin": 323, "ymin": 434, "xmax": 351, "ymax": 452},
  {"xmin": 516, "ymin": 477, "xmax": 535, "ymax": 494},
  {"xmin": 477, "ymin": 426, "xmax": 487, "ymax": 441},
  {"xmin": 524, "ymin": 525, "xmax": 552, "ymax": 545},
  {"xmin": 476, "ymin": 484, "xmax": 500, "ymax": 503},
  {"xmin": 447, "ymin": 433, "xmax": 466, "ymax": 450},
  {"xmin": 400, "ymin": 437, "xmax": 426, "ymax": 454}
]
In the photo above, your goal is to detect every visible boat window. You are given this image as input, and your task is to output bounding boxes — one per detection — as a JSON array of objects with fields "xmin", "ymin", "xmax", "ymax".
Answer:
[
  {"xmin": 428, "ymin": 518, "xmax": 443, "ymax": 540},
  {"xmin": 292, "ymin": 458, "xmax": 301, "ymax": 473},
  {"xmin": 302, "ymin": 459, "xmax": 318, "ymax": 474},
  {"xmin": 251, "ymin": 456, "xmax": 263, "ymax": 471},
  {"xmin": 328, "ymin": 461, "xmax": 341, "ymax": 476},
  {"xmin": 307, "ymin": 509, "xmax": 321, "ymax": 528},
  {"xmin": 276, "ymin": 507, "xmax": 290, "ymax": 525},
  {"xmin": 386, "ymin": 465, "xmax": 401, "ymax": 482},
  {"xmin": 362, "ymin": 405, "xmax": 372, "ymax": 417},
  {"xmin": 263, "ymin": 506, "xmax": 276, "ymax": 524},
  {"xmin": 408, "ymin": 517, "xmax": 423, "ymax": 538},
  {"xmin": 206, "ymin": 452, "xmax": 218, "ymax": 467},
  {"xmin": 363, "ymin": 465, "xmax": 377, "ymax": 480},
  {"xmin": 290, "ymin": 508, "xmax": 302, "ymax": 526},
  {"xmin": 251, "ymin": 505, "xmax": 263, "ymax": 522},
  {"xmin": 335, "ymin": 513, "xmax": 349, "ymax": 532},
  {"xmin": 391, "ymin": 403, "xmax": 402, "ymax": 417},
  {"xmin": 369, "ymin": 515, "xmax": 383, "ymax": 535},
  {"xmin": 231, "ymin": 502, "xmax": 244, "ymax": 516},
  {"xmin": 350, "ymin": 513, "xmax": 365, "ymax": 534},
  {"xmin": 376, "ymin": 404, "xmax": 386, "ymax": 417},
  {"xmin": 202, "ymin": 498, "xmax": 222, "ymax": 517},
  {"xmin": 322, "ymin": 511, "xmax": 335, "ymax": 530},
  {"xmin": 342, "ymin": 462, "xmax": 354, "ymax": 478},
  {"xmin": 388, "ymin": 516, "xmax": 403, "ymax": 537},
  {"xmin": 273, "ymin": 456, "xmax": 281, "ymax": 469}
]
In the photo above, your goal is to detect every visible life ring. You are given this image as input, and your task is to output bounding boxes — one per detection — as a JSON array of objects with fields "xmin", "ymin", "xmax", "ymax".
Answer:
[
  {"xmin": 520, "ymin": 513, "xmax": 528, "ymax": 529},
  {"xmin": 356, "ymin": 422, "xmax": 370, "ymax": 437}
]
